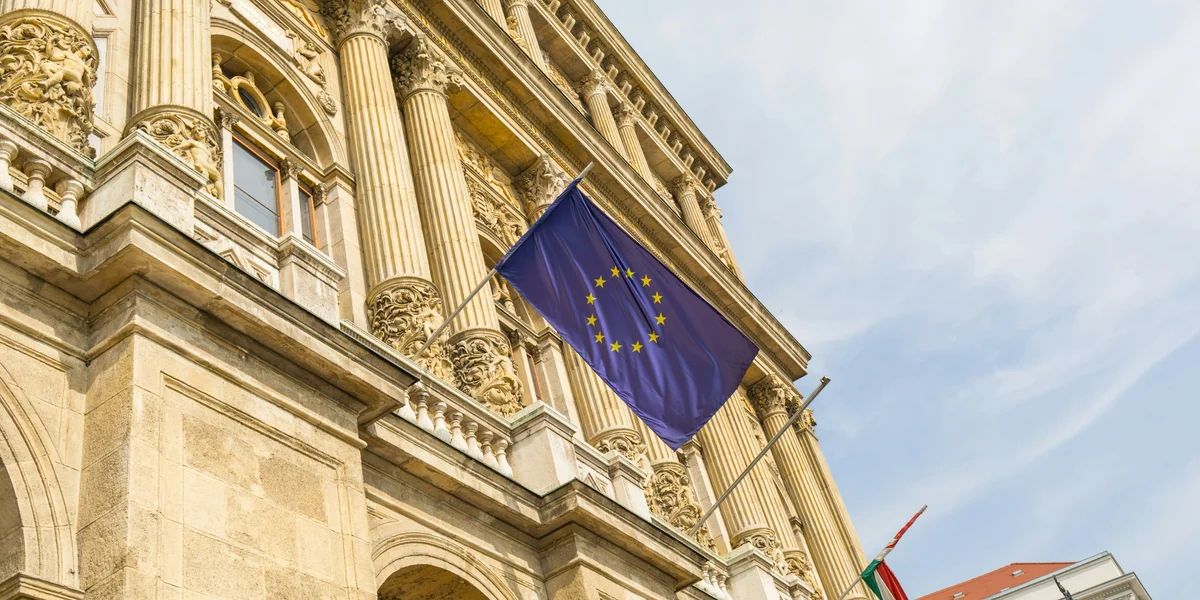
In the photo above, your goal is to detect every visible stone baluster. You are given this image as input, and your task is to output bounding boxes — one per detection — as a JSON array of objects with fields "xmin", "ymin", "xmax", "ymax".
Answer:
[
  {"xmin": 465, "ymin": 421, "xmax": 483, "ymax": 459},
  {"xmin": 494, "ymin": 439, "xmax": 513, "ymax": 476},
  {"xmin": 21, "ymin": 159, "xmax": 50, "ymax": 212},
  {"xmin": 398, "ymin": 385, "xmax": 417, "ymax": 422},
  {"xmin": 411, "ymin": 384, "xmax": 434, "ymax": 432},
  {"xmin": 514, "ymin": 154, "xmax": 569, "ymax": 221},
  {"xmin": 634, "ymin": 418, "xmax": 713, "ymax": 549},
  {"xmin": 0, "ymin": 1, "xmax": 96, "ymax": 156},
  {"xmin": 564, "ymin": 347, "xmax": 647, "ymax": 466},
  {"xmin": 479, "ymin": 430, "xmax": 498, "ymax": 468},
  {"xmin": 0, "ymin": 140, "xmax": 18, "ymax": 192},
  {"xmin": 432, "ymin": 401, "xmax": 452, "ymax": 442},
  {"xmin": 321, "ymin": 1, "xmax": 455, "ymax": 379},
  {"xmin": 578, "ymin": 69, "xmax": 627, "ymax": 157},
  {"xmin": 615, "ymin": 103, "xmax": 652, "ymax": 178},
  {"xmin": 749, "ymin": 376, "xmax": 865, "ymax": 600},
  {"xmin": 674, "ymin": 174, "xmax": 721, "ymax": 252},
  {"xmin": 126, "ymin": 0, "xmax": 223, "ymax": 199},
  {"xmin": 505, "ymin": 0, "xmax": 546, "ymax": 70},
  {"xmin": 392, "ymin": 36, "xmax": 523, "ymax": 417},
  {"xmin": 54, "ymin": 178, "xmax": 83, "ymax": 229},
  {"xmin": 449, "ymin": 411, "xmax": 468, "ymax": 451}
]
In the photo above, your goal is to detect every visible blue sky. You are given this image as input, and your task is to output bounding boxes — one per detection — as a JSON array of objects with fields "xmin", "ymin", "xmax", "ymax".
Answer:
[{"xmin": 597, "ymin": 1, "xmax": 1200, "ymax": 597}]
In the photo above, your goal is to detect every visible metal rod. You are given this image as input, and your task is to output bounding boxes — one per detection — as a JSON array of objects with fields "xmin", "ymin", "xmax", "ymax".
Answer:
[
  {"xmin": 832, "ymin": 575, "xmax": 864, "ymax": 600},
  {"xmin": 687, "ymin": 376, "xmax": 831, "ymax": 536},
  {"xmin": 412, "ymin": 161, "xmax": 596, "ymax": 360},
  {"xmin": 832, "ymin": 504, "xmax": 929, "ymax": 600}
]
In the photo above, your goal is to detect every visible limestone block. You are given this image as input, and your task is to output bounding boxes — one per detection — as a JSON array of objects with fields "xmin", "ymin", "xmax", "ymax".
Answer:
[
  {"xmin": 509, "ymin": 403, "xmax": 579, "ymax": 494},
  {"xmin": 259, "ymin": 455, "xmax": 328, "ymax": 524},
  {"xmin": 181, "ymin": 415, "xmax": 261, "ymax": 493},
  {"xmin": 226, "ymin": 487, "xmax": 297, "ymax": 562},
  {"xmin": 181, "ymin": 468, "xmax": 227, "ymax": 538},
  {"xmin": 727, "ymin": 545, "xmax": 787, "ymax": 600},
  {"xmin": 181, "ymin": 528, "xmax": 264, "ymax": 599},
  {"xmin": 607, "ymin": 453, "xmax": 651, "ymax": 521},
  {"xmin": 277, "ymin": 234, "xmax": 344, "ymax": 325},
  {"xmin": 86, "ymin": 132, "xmax": 203, "ymax": 236}
]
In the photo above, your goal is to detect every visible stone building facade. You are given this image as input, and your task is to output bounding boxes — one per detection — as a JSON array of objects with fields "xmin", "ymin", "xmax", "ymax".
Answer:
[{"xmin": 0, "ymin": 1, "xmax": 867, "ymax": 599}]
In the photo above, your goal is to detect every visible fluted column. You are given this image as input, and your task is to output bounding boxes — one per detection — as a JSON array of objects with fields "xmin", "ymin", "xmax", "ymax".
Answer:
[
  {"xmin": 802, "ymin": 410, "xmax": 870, "ymax": 574},
  {"xmin": 615, "ymin": 103, "xmax": 652, "ymax": 178},
  {"xmin": 126, "ymin": 0, "xmax": 222, "ymax": 198},
  {"xmin": 515, "ymin": 155, "xmax": 569, "ymax": 221},
  {"xmin": 0, "ymin": 1, "xmax": 96, "ymax": 155},
  {"xmin": 674, "ymin": 174, "xmax": 720, "ymax": 251},
  {"xmin": 700, "ymin": 194, "xmax": 744, "ymax": 278},
  {"xmin": 634, "ymin": 417, "xmax": 714, "ymax": 549},
  {"xmin": 742, "ymin": 421, "xmax": 808, "ymax": 582},
  {"xmin": 565, "ymin": 347, "xmax": 646, "ymax": 464},
  {"xmin": 750, "ymin": 376, "xmax": 866, "ymax": 600},
  {"xmin": 505, "ymin": 0, "xmax": 545, "ymax": 70},
  {"xmin": 327, "ymin": 0, "xmax": 453, "ymax": 379},
  {"xmin": 696, "ymin": 389, "xmax": 782, "ymax": 561},
  {"xmin": 392, "ymin": 35, "xmax": 522, "ymax": 417},
  {"xmin": 579, "ymin": 70, "xmax": 626, "ymax": 158},
  {"xmin": 479, "ymin": 0, "xmax": 506, "ymax": 25}
]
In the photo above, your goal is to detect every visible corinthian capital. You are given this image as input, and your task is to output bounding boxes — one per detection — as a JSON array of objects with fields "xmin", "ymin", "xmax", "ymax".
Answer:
[
  {"xmin": 748, "ymin": 375, "xmax": 800, "ymax": 419},
  {"xmin": 577, "ymin": 68, "xmax": 611, "ymax": 98},
  {"xmin": 614, "ymin": 102, "xmax": 639, "ymax": 128},
  {"xmin": 391, "ymin": 35, "xmax": 463, "ymax": 98},
  {"xmin": 514, "ymin": 155, "xmax": 569, "ymax": 219},
  {"xmin": 672, "ymin": 173, "xmax": 698, "ymax": 199},
  {"xmin": 321, "ymin": 0, "xmax": 406, "ymax": 46}
]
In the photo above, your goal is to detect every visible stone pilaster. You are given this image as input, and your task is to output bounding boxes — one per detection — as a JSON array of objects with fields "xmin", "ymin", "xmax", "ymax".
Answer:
[
  {"xmin": 564, "ymin": 347, "xmax": 647, "ymax": 466},
  {"xmin": 0, "ymin": 5, "xmax": 96, "ymax": 156},
  {"xmin": 392, "ymin": 35, "xmax": 522, "ymax": 417},
  {"xmin": 634, "ymin": 418, "xmax": 714, "ymax": 550},
  {"xmin": 579, "ymin": 69, "xmax": 626, "ymax": 158},
  {"xmin": 505, "ymin": 0, "xmax": 546, "ymax": 70},
  {"xmin": 126, "ymin": 0, "xmax": 222, "ymax": 198},
  {"xmin": 514, "ymin": 154, "xmax": 569, "ymax": 220},
  {"xmin": 750, "ymin": 376, "xmax": 866, "ymax": 600},
  {"xmin": 674, "ymin": 174, "xmax": 720, "ymax": 252},
  {"xmin": 615, "ymin": 102, "xmax": 652, "ymax": 177}
]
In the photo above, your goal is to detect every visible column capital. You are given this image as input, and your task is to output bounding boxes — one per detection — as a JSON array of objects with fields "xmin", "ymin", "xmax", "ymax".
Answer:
[
  {"xmin": 320, "ymin": 0, "xmax": 407, "ymax": 47},
  {"xmin": 614, "ymin": 102, "xmax": 639, "ymax": 128},
  {"xmin": 514, "ymin": 155, "xmax": 569, "ymax": 219},
  {"xmin": 391, "ymin": 35, "xmax": 463, "ymax": 98},
  {"xmin": 748, "ymin": 374, "xmax": 800, "ymax": 419},
  {"xmin": 505, "ymin": 0, "xmax": 531, "ymax": 7},
  {"xmin": 672, "ymin": 173, "xmax": 699, "ymax": 198},
  {"xmin": 578, "ymin": 68, "xmax": 612, "ymax": 99}
]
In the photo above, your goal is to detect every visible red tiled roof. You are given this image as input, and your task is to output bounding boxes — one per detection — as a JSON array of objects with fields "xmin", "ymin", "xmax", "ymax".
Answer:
[{"xmin": 915, "ymin": 562, "xmax": 1074, "ymax": 600}]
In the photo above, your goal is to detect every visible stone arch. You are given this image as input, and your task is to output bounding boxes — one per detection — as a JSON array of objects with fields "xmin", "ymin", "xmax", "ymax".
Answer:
[
  {"xmin": 209, "ymin": 21, "xmax": 349, "ymax": 168},
  {"xmin": 0, "ymin": 361, "xmax": 77, "ymax": 588},
  {"xmin": 373, "ymin": 531, "xmax": 518, "ymax": 600}
]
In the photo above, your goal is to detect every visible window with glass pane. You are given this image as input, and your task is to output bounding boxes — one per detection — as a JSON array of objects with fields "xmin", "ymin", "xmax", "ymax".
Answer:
[
  {"xmin": 232, "ymin": 141, "xmax": 280, "ymax": 235},
  {"xmin": 299, "ymin": 188, "xmax": 316, "ymax": 245}
]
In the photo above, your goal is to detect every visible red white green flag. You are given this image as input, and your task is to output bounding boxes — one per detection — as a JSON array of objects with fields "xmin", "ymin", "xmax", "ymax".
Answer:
[{"xmin": 856, "ymin": 506, "xmax": 926, "ymax": 600}]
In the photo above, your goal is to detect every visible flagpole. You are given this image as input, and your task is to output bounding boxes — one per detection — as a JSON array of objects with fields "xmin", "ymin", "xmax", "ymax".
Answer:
[
  {"xmin": 831, "ymin": 505, "xmax": 928, "ymax": 600},
  {"xmin": 413, "ymin": 162, "xmax": 595, "ymax": 360},
  {"xmin": 687, "ymin": 376, "xmax": 831, "ymax": 537}
]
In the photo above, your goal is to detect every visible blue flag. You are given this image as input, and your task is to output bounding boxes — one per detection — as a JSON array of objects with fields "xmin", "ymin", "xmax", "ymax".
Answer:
[{"xmin": 497, "ymin": 180, "xmax": 758, "ymax": 450}]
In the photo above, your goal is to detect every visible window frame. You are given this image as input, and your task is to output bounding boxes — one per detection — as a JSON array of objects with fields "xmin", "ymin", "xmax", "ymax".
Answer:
[
  {"xmin": 231, "ymin": 133, "xmax": 284, "ymax": 237},
  {"xmin": 297, "ymin": 182, "xmax": 319, "ymax": 248}
]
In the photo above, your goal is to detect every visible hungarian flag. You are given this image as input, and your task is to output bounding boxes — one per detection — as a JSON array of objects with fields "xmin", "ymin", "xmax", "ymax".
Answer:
[{"xmin": 862, "ymin": 560, "xmax": 908, "ymax": 600}]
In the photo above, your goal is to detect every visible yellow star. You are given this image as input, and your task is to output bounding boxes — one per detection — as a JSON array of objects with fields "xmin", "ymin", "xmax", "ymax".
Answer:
[
  {"xmin": 611, "ymin": 266, "xmax": 620, "ymax": 277},
  {"xmin": 631, "ymin": 341, "xmax": 643, "ymax": 353},
  {"xmin": 625, "ymin": 268, "xmax": 635, "ymax": 278},
  {"xmin": 586, "ymin": 294, "xmax": 595, "ymax": 305},
  {"xmin": 594, "ymin": 332, "xmax": 604, "ymax": 343},
  {"xmin": 656, "ymin": 313, "xmax": 666, "ymax": 325},
  {"xmin": 594, "ymin": 276, "xmax": 606, "ymax": 288},
  {"xmin": 610, "ymin": 340, "xmax": 622, "ymax": 352},
  {"xmin": 641, "ymin": 275, "xmax": 652, "ymax": 287},
  {"xmin": 648, "ymin": 332, "xmax": 660, "ymax": 343},
  {"xmin": 652, "ymin": 292, "xmax": 662, "ymax": 304},
  {"xmin": 587, "ymin": 314, "xmax": 597, "ymax": 326}
]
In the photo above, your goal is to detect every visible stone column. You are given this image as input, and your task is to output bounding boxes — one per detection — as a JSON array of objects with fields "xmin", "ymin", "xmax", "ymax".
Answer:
[
  {"xmin": 392, "ymin": 35, "xmax": 522, "ymax": 417},
  {"xmin": 696, "ymin": 389, "xmax": 784, "ymax": 562},
  {"xmin": 579, "ymin": 69, "xmax": 626, "ymax": 158},
  {"xmin": 125, "ymin": 0, "xmax": 223, "ymax": 199},
  {"xmin": 749, "ymin": 376, "xmax": 866, "ymax": 600},
  {"xmin": 633, "ymin": 418, "xmax": 714, "ymax": 549},
  {"xmin": 505, "ymin": 0, "xmax": 546, "ymax": 70},
  {"xmin": 700, "ymin": 194, "xmax": 745, "ymax": 278},
  {"xmin": 0, "ymin": 1, "xmax": 97, "ymax": 156},
  {"xmin": 479, "ymin": 0, "xmax": 506, "ymax": 25},
  {"xmin": 674, "ymin": 174, "xmax": 721, "ymax": 251},
  {"xmin": 615, "ymin": 103, "xmax": 652, "ymax": 178},
  {"xmin": 802, "ymin": 410, "xmax": 870, "ymax": 574},
  {"xmin": 325, "ymin": 1, "xmax": 453, "ymax": 379},
  {"xmin": 564, "ymin": 347, "xmax": 647, "ymax": 465},
  {"xmin": 515, "ymin": 154, "xmax": 569, "ymax": 221}
]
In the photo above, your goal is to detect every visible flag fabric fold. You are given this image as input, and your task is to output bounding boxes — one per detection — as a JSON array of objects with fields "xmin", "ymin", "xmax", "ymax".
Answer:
[
  {"xmin": 862, "ymin": 560, "xmax": 908, "ymax": 600},
  {"xmin": 496, "ymin": 179, "xmax": 758, "ymax": 449}
]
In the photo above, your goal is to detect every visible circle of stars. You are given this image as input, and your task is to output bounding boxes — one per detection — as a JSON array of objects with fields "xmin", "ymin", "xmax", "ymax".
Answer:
[{"xmin": 586, "ymin": 265, "xmax": 665, "ymax": 354}]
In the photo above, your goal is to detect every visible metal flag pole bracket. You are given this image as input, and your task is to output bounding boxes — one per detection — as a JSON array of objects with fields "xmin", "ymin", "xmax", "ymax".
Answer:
[
  {"xmin": 413, "ymin": 162, "xmax": 595, "ymax": 360},
  {"xmin": 687, "ymin": 375, "xmax": 832, "ymax": 537}
]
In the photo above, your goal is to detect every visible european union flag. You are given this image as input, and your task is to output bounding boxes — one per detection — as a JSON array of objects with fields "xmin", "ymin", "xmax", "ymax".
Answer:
[{"xmin": 497, "ymin": 179, "xmax": 758, "ymax": 450}]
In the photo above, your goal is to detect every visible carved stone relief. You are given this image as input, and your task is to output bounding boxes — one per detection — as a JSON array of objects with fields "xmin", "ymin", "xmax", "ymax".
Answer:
[
  {"xmin": 367, "ymin": 277, "xmax": 455, "ymax": 381},
  {"xmin": 644, "ymin": 462, "xmax": 715, "ymax": 550},
  {"xmin": 136, "ymin": 108, "xmax": 224, "ymax": 198},
  {"xmin": 448, "ymin": 328, "xmax": 523, "ymax": 416}
]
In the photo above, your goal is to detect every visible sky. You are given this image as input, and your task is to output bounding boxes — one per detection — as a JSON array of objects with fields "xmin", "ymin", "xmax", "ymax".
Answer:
[{"xmin": 596, "ymin": 1, "xmax": 1200, "ymax": 597}]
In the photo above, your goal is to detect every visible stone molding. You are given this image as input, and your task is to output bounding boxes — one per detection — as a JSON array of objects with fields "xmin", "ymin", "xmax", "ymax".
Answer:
[
  {"xmin": 367, "ymin": 276, "xmax": 455, "ymax": 381},
  {"xmin": 0, "ymin": 10, "xmax": 97, "ymax": 157},
  {"xmin": 0, "ymin": 573, "xmax": 83, "ymax": 600},
  {"xmin": 391, "ymin": 34, "xmax": 463, "ymax": 99},
  {"xmin": 448, "ymin": 328, "xmax": 523, "ymax": 416}
]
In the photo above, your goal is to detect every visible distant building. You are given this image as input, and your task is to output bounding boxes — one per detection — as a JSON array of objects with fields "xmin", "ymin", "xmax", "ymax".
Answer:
[{"xmin": 917, "ymin": 553, "xmax": 1151, "ymax": 600}]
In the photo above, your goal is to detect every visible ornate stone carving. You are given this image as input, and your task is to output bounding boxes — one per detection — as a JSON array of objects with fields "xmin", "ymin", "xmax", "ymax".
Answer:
[
  {"xmin": 455, "ymin": 131, "xmax": 521, "ymax": 208},
  {"xmin": 514, "ymin": 155, "xmax": 568, "ymax": 219},
  {"xmin": 318, "ymin": 89, "xmax": 338, "ymax": 115},
  {"xmin": 785, "ymin": 551, "xmax": 820, "ymax": 594},
  {"xmin": 541, "ymin": 51, "xmax": 585, "ymax": 111},
  {"xmin": 470, "ymin": 181, "xmax": 524, "ymax": 246},
  {"xmin": 593, "ymin": 429, "xmax": 646, "ymax": 465},
  {"xmin": 797, "ymin": 407, "xmax": 817, "ymax": 434},
  {"xmin": 644, "ymin": 462, "xmax": 715, "ymax": 550},
  {"xmin": 282, "ymin": 0, "xmax": 329, "ymax": 39},
  {"xmin": 321, "ymin": 0, "xmax": 406, "ymax": 46},
  {"xmin": 367, "ymin": 277, "xmax": 454, "ymax": 381},
  {"xmin": 391, "ymin": 35, "xmax": 463, "ymax": 98},
  {"xmin": 614, "ymin": 102, "xmax": 638, "ymax": 128},
  {"xmin": 0, "ymin": 11, "xmax": 98, "ymax": 156},
  {"xmin": 135, "ymin": 108, "xmax": 223, "ymax": 198},
  {"xmin": 213, "ymin": 57, "xmax": 291, "ymax": 140},
  {"xmin": 672, "ymin": 173, "xmax": 698, "ymax": 199},
  {"xmin": 577, "ymin": 68, "xmax": 611, "ymax": 99},
  {"xmin": 296, "ymin": 41, "xmax": 327, "ymax": 85},
  {"xmin": 734, "ymin": 527, "xmax": 783, "ymax": 566},
  {"xmin": 448, "ymin": 329, "xmax": 523, "ymax": 416},
  {"xmin": 748, "ymin": 375, "xmax": 797, "ymax": 419}
]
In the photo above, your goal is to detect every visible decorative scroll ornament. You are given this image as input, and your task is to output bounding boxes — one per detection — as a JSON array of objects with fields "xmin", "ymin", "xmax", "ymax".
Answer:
[
  {"xmin": 368, "ymin": 277, "xmax": 455, "ymax": 381},
  {"xmin": 136, "ymin": 109, "xmax": 223, "ymax": 198},
  {"xmin": 320, "ymin": 0, "xmax": 405, "ymax": 46},
  {"xmin": 213, "ymin": 55, "xmax": 290, "ymax": 140},
  {"xmin": 391, "ymin": 35, "xmax": 463, "ymax": 98},
  {"xmin": 735, "ymin": 528, "xmax": 785, "ymax": 572},
  {"xmin": 577, "ymin": 68, "xmax": 611, "ymax": 99},
  {"xmin": 514, "ymin": 155, "xmax": 568, "ymax": 219},
  {"xmin": 0, "ymin": 11, "xmax": 98, "ymax": 156},
  {"xmin": 748, "ymin": 375, "xmax": 797, "ymax": 419},
  {"xmin": 448, "ymin": 329, "xmax": 523, "ymax": 416},
  {"xmin": 593, "ymin": 429, "xmax": 647, "ymax": 466},
  {"xmin": 785, "ymin": 551, "xmax": 821, "ymax": 596},
  {"xmin": 645, "ymin": 462, "xmax": 715, "ymax": 550},
  {"xmin": 318, "ymin": 89, "xmax": 338, "ymax": 115}
]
